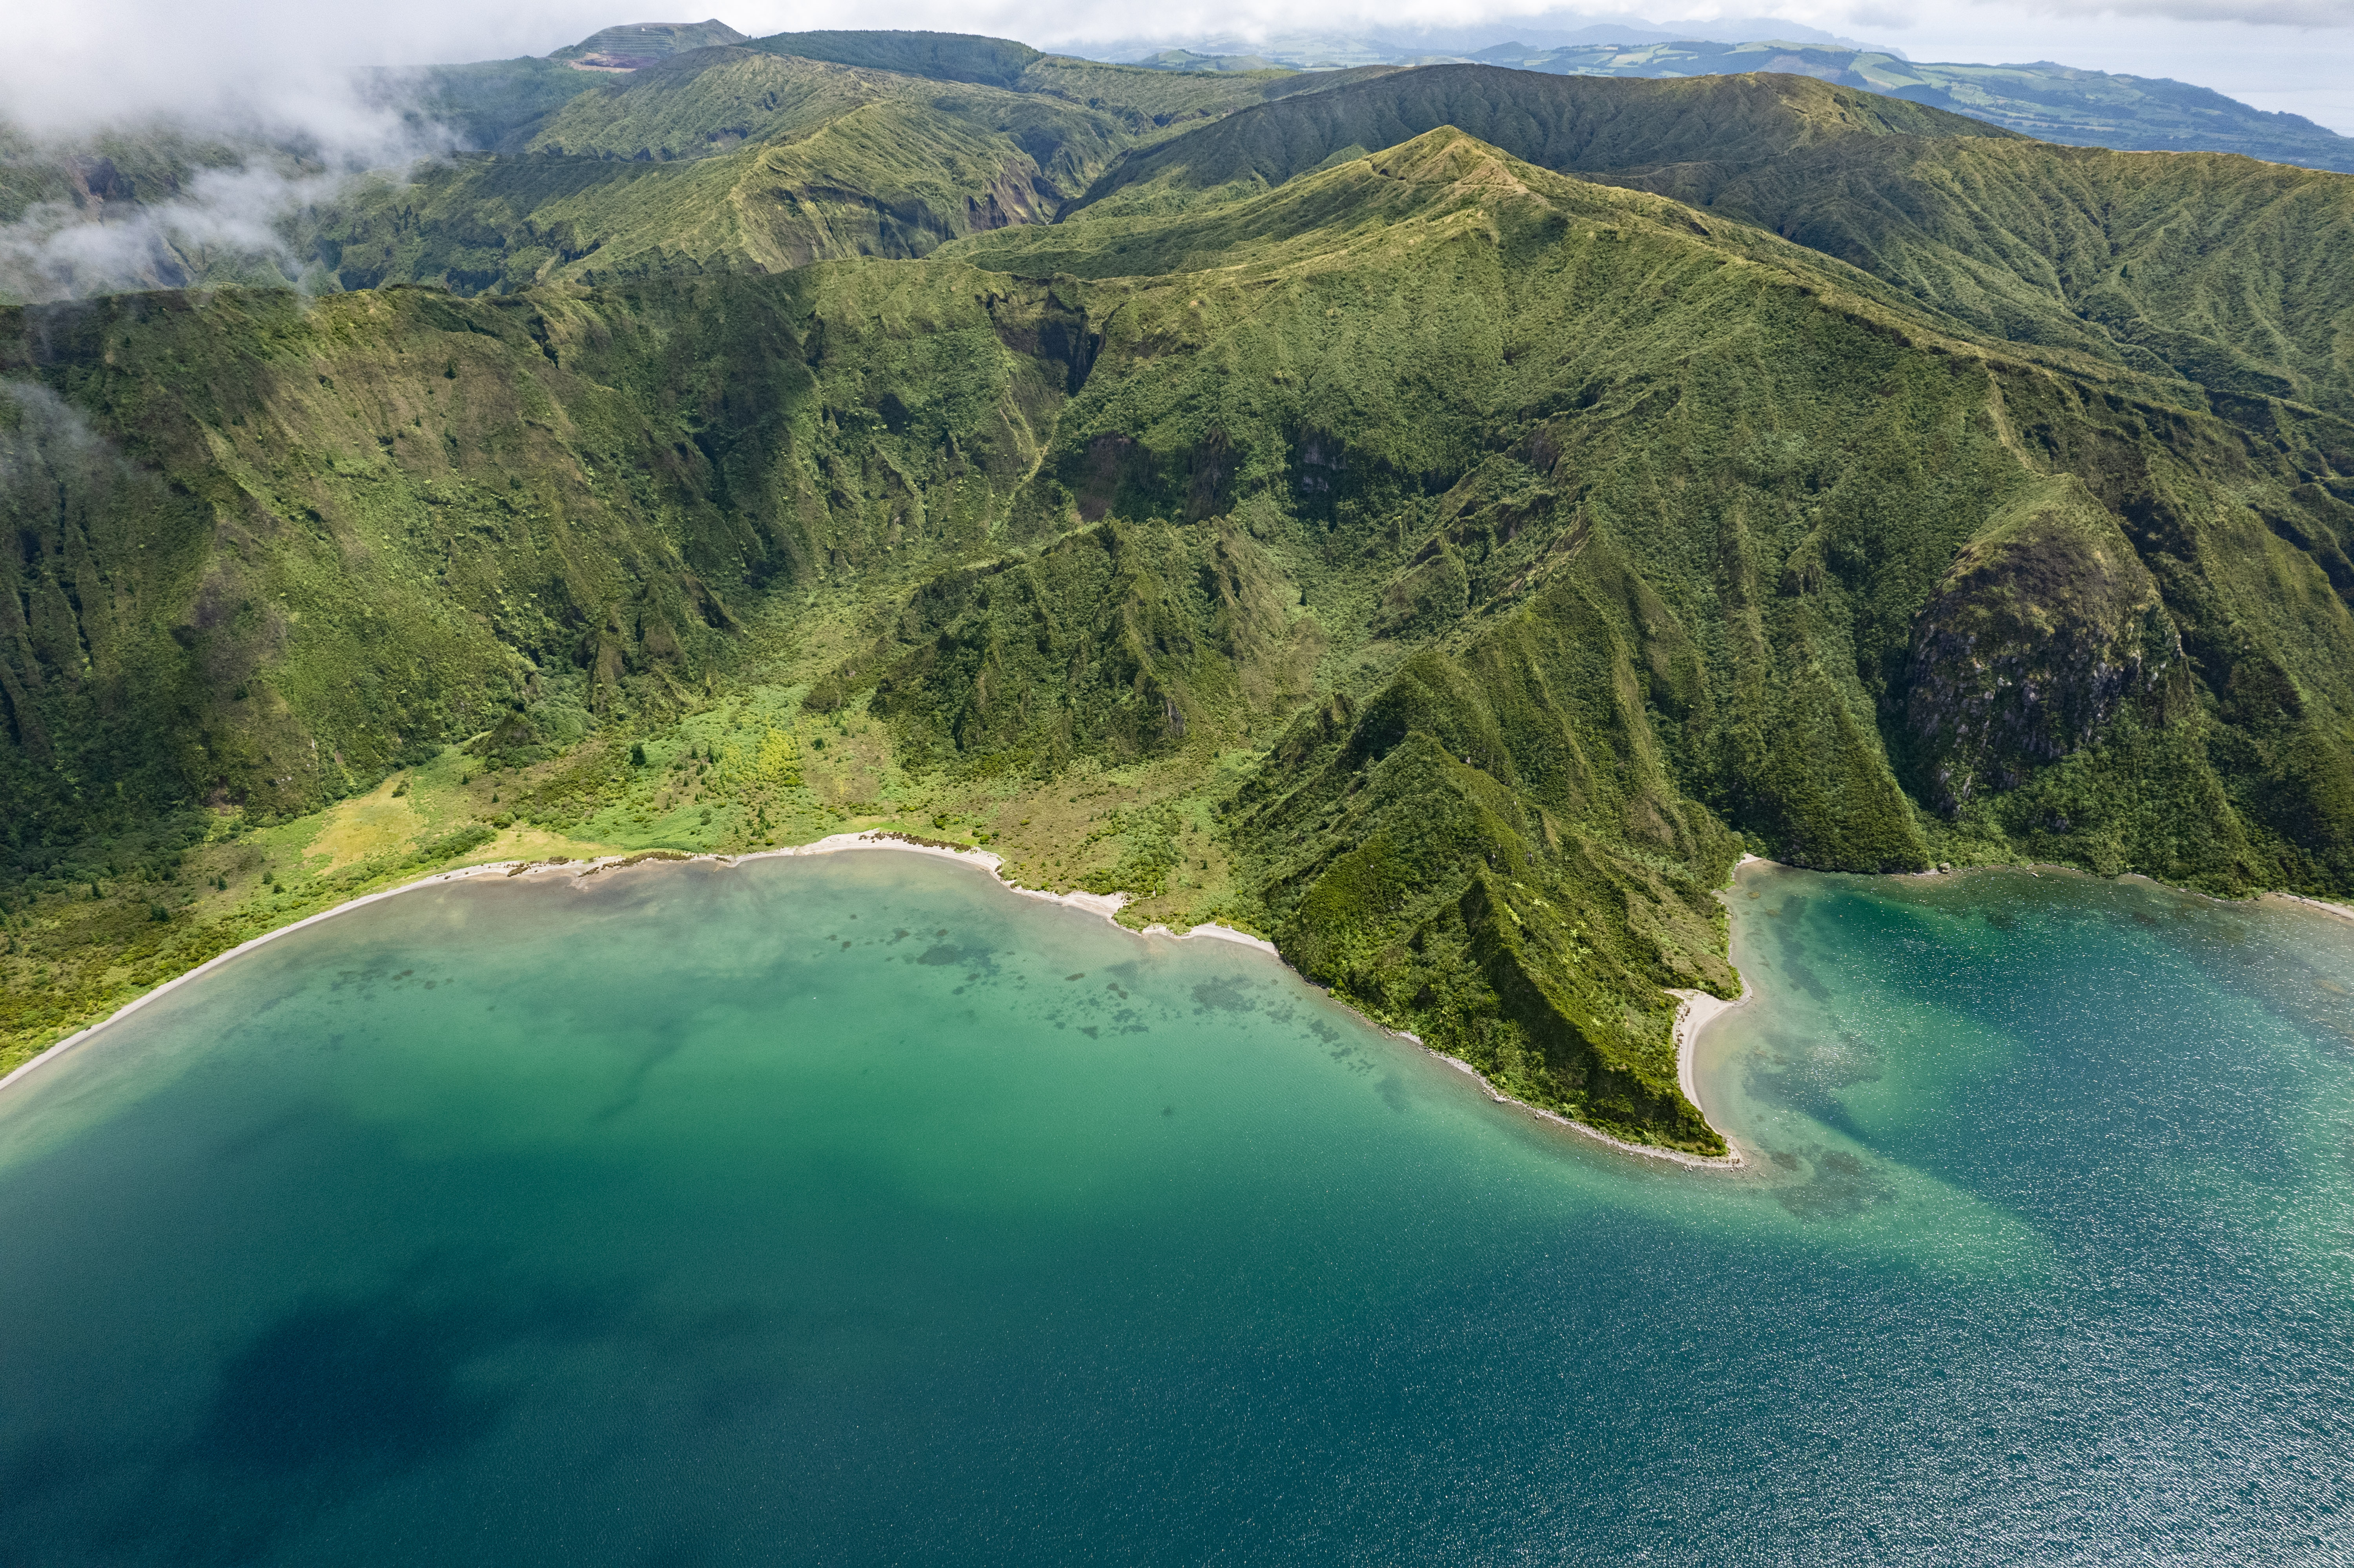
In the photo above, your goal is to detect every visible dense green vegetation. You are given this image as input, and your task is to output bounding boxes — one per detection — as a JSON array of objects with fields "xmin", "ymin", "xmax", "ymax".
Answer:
[
  {"xmin": 315, "ymin": 51, "xmax": 1124, "ymax": 290},
  {"xmin": 1103, "ymin": 32, "xmax": 2354, "ymax": 173},
  {"xmin": 5, "ymin": 38, "xmax": 2354, "ymax": 1156}
]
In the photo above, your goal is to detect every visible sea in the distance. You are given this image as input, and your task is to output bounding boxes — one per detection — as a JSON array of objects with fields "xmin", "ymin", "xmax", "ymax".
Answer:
[{"xmin": 2, "ymin": 851, "xmax": 2350, "ymax": 1565}]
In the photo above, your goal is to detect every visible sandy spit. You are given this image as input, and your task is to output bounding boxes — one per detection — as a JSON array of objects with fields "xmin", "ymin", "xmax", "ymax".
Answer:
[
  {"xmin": 1667, "ymin": 985, "xmax": 1751, "ymax": 1122},
  {"xmin": 0, "ymin": 832, "xmax": 1279, "ymax": 1099},
  {"xmin": 1425, "ymin": 1047, "xmax": 1746, "ymax": 1171}
]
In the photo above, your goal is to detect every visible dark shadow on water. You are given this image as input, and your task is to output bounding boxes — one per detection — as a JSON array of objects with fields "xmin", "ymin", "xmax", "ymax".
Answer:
[
  {"xmin": 195, "ymin": 1296, "xmax": 510, "ymax": 1481},
  {"xmin": 0, "ymin": 1265, "xmax": 633, "ymax": 1566}
]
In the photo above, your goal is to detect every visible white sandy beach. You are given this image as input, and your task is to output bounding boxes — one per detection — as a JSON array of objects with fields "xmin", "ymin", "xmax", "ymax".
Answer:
[{"xmin": 1667, "ymin": 987, "xmax": 1749, "ymax": 1116}]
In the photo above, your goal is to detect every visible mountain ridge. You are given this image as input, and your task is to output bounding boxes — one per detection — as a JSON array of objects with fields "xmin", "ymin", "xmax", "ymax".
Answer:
[
  {"xmin": 1083, "ymin": 30, "xmax": 2354, "ymax": 173},
  {"xmin": 1465, "ymin": 38, "xmax": 2354, "ymax": 173}
]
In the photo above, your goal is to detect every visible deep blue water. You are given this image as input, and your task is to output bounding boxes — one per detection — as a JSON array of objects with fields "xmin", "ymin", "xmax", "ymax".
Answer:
[{"xmin": 0, "ymin": 853, "xmax": 2349, "ymax": 1564}]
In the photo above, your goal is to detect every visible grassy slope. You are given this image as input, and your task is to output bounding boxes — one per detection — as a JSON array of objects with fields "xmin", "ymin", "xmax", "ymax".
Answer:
[
  {"xmin": 1627, "ymin": 139, "xmax": 2354, "ymax": 422},
  {"xmin": 8, "ymin": 116, "xmax": 2354, "ymax": 1151},
  {"xmin": 0, "ymin": 265, "xmax": 1087, "ymax": 822},
  {"xmin": 2, "ymin": 31, "xmax": 1378, "ymax": 306},
  {"xmin": 744, "ymin": 28, "xmax": 1399, "ymax": 118},
  {"xmin": 748, "ymin": 30, "xmax": 1045, "ymax": 90},
  {"xmin": 313, "ymin": 49, "xmax": 1144, "ymax": 293}
]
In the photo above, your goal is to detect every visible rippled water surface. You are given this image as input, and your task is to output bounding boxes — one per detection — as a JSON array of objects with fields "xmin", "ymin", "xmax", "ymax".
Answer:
[{"xmin": 2, "ymin": 853, "xmax": 2349, "ymax": 1564}]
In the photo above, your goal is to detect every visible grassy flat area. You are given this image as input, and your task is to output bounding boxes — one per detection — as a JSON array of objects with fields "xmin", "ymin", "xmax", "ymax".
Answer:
[{"xmin": 0, "ymin": 662, "xmax": 1264, "ymax": 1074}]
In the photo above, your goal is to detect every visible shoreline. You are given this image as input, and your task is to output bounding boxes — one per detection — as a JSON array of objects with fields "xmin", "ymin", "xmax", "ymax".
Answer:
[
  {"xmin": 2272, "ymin": 889, "xmax": 2354, "ymax": 925},
  {"xmin": 0, "ymin": 831, "xmax": 1278, "ymax": 1102},
  {"xmin": 1394, "ymin": 854, "xmax": 1762, "ymax": 1171},
  {"xmin": 0, "ymin": 829, "xmax": 1762, "ymax": 1174},
  {"xmin": 824, "ymin": 835, "xmax": 1756, "ymax": 1170},
  {"xmin": 20, "ymin": 839, "xmax": 2335, "ymax": 1164}
]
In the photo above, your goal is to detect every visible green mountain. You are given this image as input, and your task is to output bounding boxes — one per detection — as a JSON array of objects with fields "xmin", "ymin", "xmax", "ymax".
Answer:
[
  {"xmin": 1078, "ymin": 66, "xmax": 2354, "ymax": 421},
  {"xmin": 5, "ymin": 40, "xmax": 2354, "ymax": 1158},
  {"xmin": 302, "ymin": 38, "xmax": 1388, "ymax": 297},
  {"xmin": 1, "ymin": 27, "xmax": 1376, "ymax": 307},
  {"xmin": 316, "ymin": 49, "xmax": 1124, "ymax": 291},
  {"xmin": 1076, "ymin": 65, "xmax": 2018, "ymax": 212},
  {"xmin": 1466, "ymin": 39, "xmax": 2354, "ymax": 173}
]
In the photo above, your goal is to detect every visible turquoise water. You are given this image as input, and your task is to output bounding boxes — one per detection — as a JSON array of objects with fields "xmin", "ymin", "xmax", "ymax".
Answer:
[{"xmin": 1, "ymin": 852, "xmax": 2350, "ymax": 1564}]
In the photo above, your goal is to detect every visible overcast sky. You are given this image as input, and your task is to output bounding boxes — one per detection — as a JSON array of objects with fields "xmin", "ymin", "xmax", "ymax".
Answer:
[{"xmin": 5, "ymin": 1, "xmax": 2351, "ymax": 137}]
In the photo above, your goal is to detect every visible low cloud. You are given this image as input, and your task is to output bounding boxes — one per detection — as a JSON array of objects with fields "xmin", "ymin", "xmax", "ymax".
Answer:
[
  {"xmin": 0, "ymin": 2, "xmax": 583, "ymax": 139},
  {"xmin": 0, "ymin": 2, "xmax": 572, "ymax": 305},
  {"xmin": 2, "ymin": 164, "xmax": 337, "ymax": 304},
  {"xmin": 0, "ymin": 95, "xmax": 457, "ymax": 305}
]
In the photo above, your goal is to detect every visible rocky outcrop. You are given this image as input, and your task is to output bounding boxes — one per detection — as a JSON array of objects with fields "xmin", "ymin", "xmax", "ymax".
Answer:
[{"xmin": 1903, "ymin": 478, "xmax": 2179, "ymax": 813}]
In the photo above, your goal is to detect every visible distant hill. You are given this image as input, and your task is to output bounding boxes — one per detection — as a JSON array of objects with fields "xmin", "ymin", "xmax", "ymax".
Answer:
[
  {"xmin": 1468, "ymin": 38, "xmax": 2354, "ymax": 173},
  {"xmin": 1095, "ymin": 18, "xmax": 1882, "ymax": 71},
  {"xmin": 1090, "ymin": 31, "xmax": 2354, "ymax": 172},
  {"xmin": 746, "ymin": 28, "xmax": 1044, "ymax": 90},
  {"xmin": 549, "ymin": 19, "xmax": 749, "ymax": 73},
  {"xmin": 0, "ymin": 32, "xmax": 1388, "ymax": 304},
  {"xmin": 1078, "ymin": 65, "xmax": 2018, "ymax": 211},
  {"xmin": 302, "ymin": 40, "xmax": 1388, "ymax": 295},
  {"xmin": 1126, "ymin": 49, "xmax": 1280, "ymax": 75}
]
